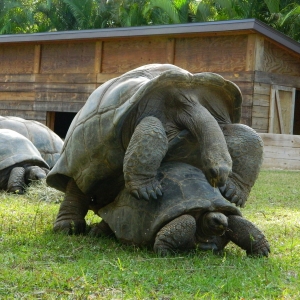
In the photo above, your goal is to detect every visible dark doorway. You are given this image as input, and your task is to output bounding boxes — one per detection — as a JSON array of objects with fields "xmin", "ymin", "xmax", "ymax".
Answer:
[
  {"xmin": 293, "ymin": 90, "xmax": 300, "ymax": 135},
  {"xmin": 53, "ymin": 112, "xmax": 77, "ymax": 139}
]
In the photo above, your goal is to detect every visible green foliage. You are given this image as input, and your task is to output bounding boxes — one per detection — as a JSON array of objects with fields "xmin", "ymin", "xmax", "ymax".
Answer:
[
  {"xmin": 1, "ymin": 0, "xmax": 300, "ymax": 41},
  {"xmin": 0, "ymin": 170, "xmax": 300, "ymax": 298}
]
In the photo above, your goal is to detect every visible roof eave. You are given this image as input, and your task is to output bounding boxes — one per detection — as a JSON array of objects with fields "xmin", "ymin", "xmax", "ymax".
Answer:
[{"xmin": 0, "ymin": 18, "xmax": 299, "ymax": 55}]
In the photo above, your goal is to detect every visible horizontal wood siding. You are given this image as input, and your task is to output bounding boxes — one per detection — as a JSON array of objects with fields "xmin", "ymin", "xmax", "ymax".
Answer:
[
  {"xmin": 252, "ymin": 82, "xmax": 271, "ymax": 132},
  {"xmin": 255, "ymin": 71, "xmax": 300, "ymax": 89},
  {"xmin": 0, "ymin": 109, "xmax": 46, "ymax": 121},
  {"xmin": 0, "ymin": 72, "xmax": 96, "ymax": 122},
  {"xmin": 259, "ymin": 133, "xmax": 300, "ymax": 170}
]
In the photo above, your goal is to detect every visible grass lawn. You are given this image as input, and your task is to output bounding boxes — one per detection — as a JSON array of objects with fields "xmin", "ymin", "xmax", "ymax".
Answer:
[{"xmin": 0, "ymin": 170, "xmax": 299, "ymax": 299}]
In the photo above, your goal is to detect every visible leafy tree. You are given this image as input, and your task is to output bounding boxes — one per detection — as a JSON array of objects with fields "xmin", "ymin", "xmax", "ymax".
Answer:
[
  {"xmin": 207, "ymin": 0, "xmax": 300, "ymax": 41},
  {"xmin": 0, "ymin": 0, "xmax": 36, "ymax": 33},
  {"xmin": 0, "ymin": 0, "xmax": 299, "ymax": 42}
]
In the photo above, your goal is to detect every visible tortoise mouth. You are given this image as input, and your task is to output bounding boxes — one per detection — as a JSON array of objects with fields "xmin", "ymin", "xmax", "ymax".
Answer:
[
  {"xmin": 200, "ymin": 212, "xmax": 229, "ymax": 237},
  {"xmin": 205, "ymin": 165, "xmax": 231, "ymax": 188}
]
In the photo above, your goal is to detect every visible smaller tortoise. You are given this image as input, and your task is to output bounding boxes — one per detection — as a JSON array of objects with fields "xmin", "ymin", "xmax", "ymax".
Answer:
[
  {"xmin": 0, "ymin": 129, "xmax": 50, "ymax": 194},
  {"xmin": 0, "ymin": 116, "xmax": 63, "ymax": 168},
  {"xmin": 91, "ymin": 162, "xmax": 270, "ymax": 257}
]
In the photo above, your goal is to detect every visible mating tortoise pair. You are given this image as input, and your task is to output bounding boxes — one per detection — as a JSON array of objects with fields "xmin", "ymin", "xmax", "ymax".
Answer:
[{"xmin": 46, "ymin": 64, "xmax": 267, "ymax": 255}]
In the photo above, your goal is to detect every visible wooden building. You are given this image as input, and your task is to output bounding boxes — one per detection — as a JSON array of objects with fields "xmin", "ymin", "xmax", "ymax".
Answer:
[{"xmin": 0, "ymin": 19, "xmax": 300, "ymax": 169}]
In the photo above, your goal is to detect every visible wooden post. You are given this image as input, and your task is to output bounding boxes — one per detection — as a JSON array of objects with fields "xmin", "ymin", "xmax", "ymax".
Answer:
[
  {"xmin": 166, "ymin": 38, "xmax": 175, "ymax": 65},
  {"xmin": 268, "ymin": 87, "xmax": 275, "ymax": 133},
  {"xmin": 290, "ymin": 88, "xmax": 296, "ymax": 134},
  {"xmin": 33, "ymin": 44, "xmax": 41, "ymax": 74},
  {"xmin": 46, "ymin": 111, "xmax": 55, "ymax": 131},
  {"xmin": 245, "ymin": 34, "xmax": 264, "ymax": 71},
  {"xmin": 94, "ymin": 41, "xmax": 103, "ymax": 74},
  {"xmin": 275, "ymin": 88, "xmax": 284, "ymax": 134}
]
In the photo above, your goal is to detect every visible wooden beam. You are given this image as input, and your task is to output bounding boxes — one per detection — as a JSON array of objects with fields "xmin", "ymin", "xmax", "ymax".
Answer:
[
  {"xmin": 46, "ymin": 111, "xmax": 55, "ymax": 130},
  {"xmin": 290, "ymin": 88, "xmax": 296, "ymax": 134},
  {"xmin": 275, "ymin": 88, "xmax": 284, "ymax": 134},
  {"xmin": 268, "ymin": 87, "xmax": 275, "ymax": 133},
  {"xmin": 245, "ymin": 34, "xmax": 264, "ymax": 71},
  {"xmin": 33, "ymin": 44, "xmax": 41, "ymax": 74},
  {"xmin": 94, "ymin": 41, "xmax": 103, "ymax": 74},
  {"xmin": 166, "ymin": 38, "xmax": 175, "ymax": 64}
]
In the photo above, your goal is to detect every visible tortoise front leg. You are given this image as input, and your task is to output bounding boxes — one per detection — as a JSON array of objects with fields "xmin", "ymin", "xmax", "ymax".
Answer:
[
  {"xmin": 54, "ymin": 179, "xmax": 90, "ymax": 234},
  {"xmin": 174, "ymin": 101, "xmax": 232, "ymax": 188},
  {"xmin": 25, "ymin": 166, "xmax": 47, "ymax": 184},
  {"xmin": 89, "ymin": 220, "xmax": 114, "ymax": 238},
  {"xmin": 7, "ymin": 166, "xmax": 26, "ymax": 194},
  {"xmin": 124, "ymin": 116, "xmax": 168, "ymax": 201},
  {"xmin": 226, "ymin": 215, "xmax": 270, "ymax": 257},
  {"xmin": 153, "ymin": 214, "xmax": 196, "ymax": 256}
]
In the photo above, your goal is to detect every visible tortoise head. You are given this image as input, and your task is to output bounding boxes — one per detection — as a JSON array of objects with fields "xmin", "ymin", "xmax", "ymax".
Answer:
[{"xmin": 201, "ymin": 212, "xmax": 228, "ymax": 237}]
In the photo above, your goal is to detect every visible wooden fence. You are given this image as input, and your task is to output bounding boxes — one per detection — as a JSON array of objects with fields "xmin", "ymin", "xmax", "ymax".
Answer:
[{"xmin": 259, "ymin": 133, "xmax": 300, "ymax": 170}]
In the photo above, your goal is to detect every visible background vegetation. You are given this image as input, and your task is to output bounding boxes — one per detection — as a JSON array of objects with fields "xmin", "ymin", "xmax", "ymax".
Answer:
[
  {"xmin": 0, "ymin": 169, "xmax": 299, "ymax": 299},
  {"xmin": 1, "ymin": 0, "xmax": 300, "ymax": 42}
]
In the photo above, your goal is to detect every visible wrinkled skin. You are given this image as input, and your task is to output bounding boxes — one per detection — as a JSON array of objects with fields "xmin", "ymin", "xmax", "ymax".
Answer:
[
  {"xmin": 0, "ymin": 164, "xmax": 48, "ymax": 194},
  {"xmin": 165, "ymin": 124, "xmax": 263, "ymax": 207}
]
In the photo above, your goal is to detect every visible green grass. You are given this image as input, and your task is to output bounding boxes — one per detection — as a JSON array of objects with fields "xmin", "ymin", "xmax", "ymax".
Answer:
[{"xmin": 0, "ymin": 170, "xmax": 299, "ymax": 299}]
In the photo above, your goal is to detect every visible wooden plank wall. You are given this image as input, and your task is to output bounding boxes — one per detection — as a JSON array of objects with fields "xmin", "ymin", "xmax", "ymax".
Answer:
[
  {"xmin": 259, "ymin": 133, "xmax": 300, "ymax": 170},
  {"xmin": 0, "ymin": 34, "xmax": 255, "ymax": 126},
  {"xmin": 251, "ymin": 39, "xmax": 300, "ymax": 133}
]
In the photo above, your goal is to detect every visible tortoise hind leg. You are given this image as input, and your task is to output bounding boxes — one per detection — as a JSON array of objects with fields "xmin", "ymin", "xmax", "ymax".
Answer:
[
  {"xmin": 154, "ymin": 214, "xmax": 196, "ymax": 256},
  {"xmin": 226, "ymin": 215, "xmax": 270, "ymax": 257},
  {"xmin": 54, "ymin": 179, "xmax": 90, "ymax": 235},
  {"xmin": 124, "ymin": 116, "xmax": 168, "ymax": 201}
]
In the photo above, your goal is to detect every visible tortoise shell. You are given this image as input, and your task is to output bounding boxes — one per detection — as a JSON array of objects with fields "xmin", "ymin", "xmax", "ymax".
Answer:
[
  {"xmin": 46, "ymin": 64, "xmax": 242, "ymax": 194},
  {"xmin": 0, "ymin": 116, "xmax": 63, "ymax": 168},
  {"xmin": 0, "ymin": 129, "xmax": 49, "ymax": 171},
  {"xmin": 98, "ymin": 162, "xmax": 241, "ymax": 246}
]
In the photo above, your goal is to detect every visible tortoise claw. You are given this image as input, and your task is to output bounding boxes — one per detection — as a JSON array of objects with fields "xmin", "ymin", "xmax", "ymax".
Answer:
[
  {"xmin": 128, "ymin": 178, "xmax": 163, "ymax": 201},
  {"xmin": 156, "ymin": 185, "xmax": 163, "ymax": 197},
  {"xmin": 231, "ymin": 195, "xmax": 239, "ymax": 204},
  {"xmin": 132, "ymin": 190, "xmax": 140, "ymax": 199},
  {"xmin": 236, "ymin": 197, "xmax": 244, "ymax": 207},
  {"xmin": 149, "ymin": 190, "xmax": 157, "ymax": 200},
  {"xmin": 141, "ymin": 190, "xmax": 150, "ymax": 201}
]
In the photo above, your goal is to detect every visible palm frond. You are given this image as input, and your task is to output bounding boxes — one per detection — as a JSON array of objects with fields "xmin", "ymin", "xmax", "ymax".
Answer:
[{"xmin": 146, "ymin": 0, "xmax": 181, "ymax": 24}]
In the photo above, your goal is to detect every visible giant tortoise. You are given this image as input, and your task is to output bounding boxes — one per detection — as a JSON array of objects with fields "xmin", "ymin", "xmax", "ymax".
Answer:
[
  {"xmin": 46, "ymin": 64, "xmax": 262, "ymax": 234},
  {"xmin": 0, "ymin": 116, "xmax": 63, "ymax": 168},
  {"xmin": 0, "ymin": 129, "xmax": 50, "ymax": 194},
  {"xmin": 91, "ymin": 162, "xmax": 270, "ymax": 257}
]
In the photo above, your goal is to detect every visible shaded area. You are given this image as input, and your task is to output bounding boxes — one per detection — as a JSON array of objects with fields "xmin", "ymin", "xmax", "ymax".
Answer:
[{"xmin": 54, "ymin": 112, "xmax": 76, "ymax": 139}]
